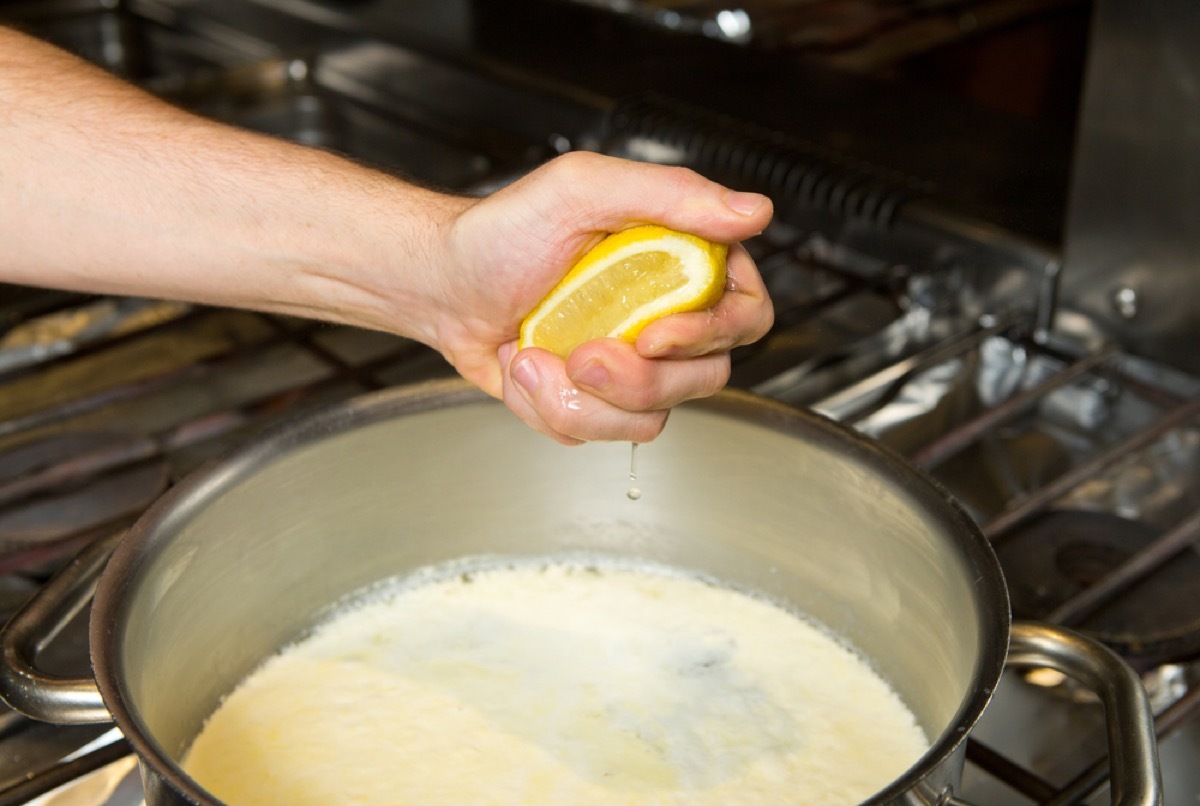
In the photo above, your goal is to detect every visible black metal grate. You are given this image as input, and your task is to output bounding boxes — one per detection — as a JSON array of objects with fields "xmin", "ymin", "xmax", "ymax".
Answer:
[{"xmin": 1, "ymin": 220, "xmax": 1199, "ymax": 802}]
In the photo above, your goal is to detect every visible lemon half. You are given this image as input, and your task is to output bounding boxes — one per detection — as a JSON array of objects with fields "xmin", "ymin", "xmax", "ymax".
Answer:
[{"xmin": 518, "ymin": 225, "xmax": 727, "ymax": 359}]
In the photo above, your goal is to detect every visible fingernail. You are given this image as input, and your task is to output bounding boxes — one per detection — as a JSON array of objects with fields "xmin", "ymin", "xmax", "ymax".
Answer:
[
  {"xmin": 512, "ymin": 356, "xmax": 541, "ymax": 396},
  {"xmin": 571, "ymin": 359, "xmax": 610, "ymax": 391},
  {"xmin": 725, "ymin": 191, "xmax": 767, "ymax": 216}
]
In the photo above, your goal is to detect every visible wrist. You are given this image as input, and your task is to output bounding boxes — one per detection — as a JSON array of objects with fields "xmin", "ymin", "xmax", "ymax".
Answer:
[{"xmin": 263, "ymin": 153, "xmax": 474, "ymax": 345}]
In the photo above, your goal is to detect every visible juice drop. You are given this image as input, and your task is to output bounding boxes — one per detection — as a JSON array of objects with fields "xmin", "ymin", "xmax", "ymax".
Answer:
[{"xmin": 626, "ymin": 442, "xmax": 640, "ymax": 501}]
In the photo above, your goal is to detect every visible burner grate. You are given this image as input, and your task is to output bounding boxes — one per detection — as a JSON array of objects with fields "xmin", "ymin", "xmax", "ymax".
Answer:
[
  {"xmin": 851, "ymin": 331, "xmax": 1200, "ymax": 802},
  {"xmin": 0, "ymin": 306, "xmax": 447, "ymax": 563},
  {"xmin": 0, "ymin": 300, "xmax": 455, "ymax": 802},
  {"xmin": 4, "ymin": 211, "xmax": 1199, "ymax": 803}
]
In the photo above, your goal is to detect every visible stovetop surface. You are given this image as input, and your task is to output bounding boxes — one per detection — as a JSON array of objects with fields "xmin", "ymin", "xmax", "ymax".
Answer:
[{"xmin": 1, "ymin": 0, "xmax": 1197, "ymax": 803}]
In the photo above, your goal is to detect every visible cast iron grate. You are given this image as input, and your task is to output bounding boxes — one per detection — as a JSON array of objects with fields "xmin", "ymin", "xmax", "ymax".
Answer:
[{"xmin": 1, "ymin": 220, "xmax": 1198, "ymax": 802}]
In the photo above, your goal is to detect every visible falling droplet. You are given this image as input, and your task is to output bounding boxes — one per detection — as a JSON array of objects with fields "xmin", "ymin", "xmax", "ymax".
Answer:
[{"xmin": 626, "ymin": 442, "xmax": 641, "ymax": 501}]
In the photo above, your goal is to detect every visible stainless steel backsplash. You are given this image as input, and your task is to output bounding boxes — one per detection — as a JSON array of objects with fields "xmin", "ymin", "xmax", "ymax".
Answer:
[{"xmin": 1060, "ymin": 0, "xmax": 1200, "ymax": 374}]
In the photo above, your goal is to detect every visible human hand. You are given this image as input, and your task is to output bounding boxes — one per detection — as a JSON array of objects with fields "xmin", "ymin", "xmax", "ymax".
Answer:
[{"xmin": 428, "ymin": 152, "xmax": 774, "ymax": 445}]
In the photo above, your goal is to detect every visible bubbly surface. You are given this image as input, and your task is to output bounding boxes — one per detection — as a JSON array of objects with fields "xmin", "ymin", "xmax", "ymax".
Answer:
[{"xmin": 183, "ymin": 561, "xmax": 928, "ymax": 805}]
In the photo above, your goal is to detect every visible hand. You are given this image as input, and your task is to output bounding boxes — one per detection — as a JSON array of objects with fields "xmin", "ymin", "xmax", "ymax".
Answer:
[{"xmin": 429, "ymin": 152, "xmax": 775, "ymax": 445}]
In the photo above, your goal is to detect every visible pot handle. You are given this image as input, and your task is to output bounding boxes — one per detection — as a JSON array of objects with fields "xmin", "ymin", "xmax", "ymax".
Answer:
[
  {"xmin": 0, "ymin": 531, "xmax": 122, "ymax": 724},
  {"xmin": 944, "ymin": 621, "xmax": 1163, "ymax": 806}
]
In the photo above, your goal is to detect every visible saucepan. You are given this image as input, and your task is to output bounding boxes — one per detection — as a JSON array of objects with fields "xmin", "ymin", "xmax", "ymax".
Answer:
[{"xmin": 0, "ymin": 380, "xmax": 1162, "ymax": 804}]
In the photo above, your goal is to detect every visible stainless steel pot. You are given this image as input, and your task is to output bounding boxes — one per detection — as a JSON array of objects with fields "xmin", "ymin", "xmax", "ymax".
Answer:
[{"xmin": 0, "ymin": 380, "xmax": 1163, "ymax": 804}]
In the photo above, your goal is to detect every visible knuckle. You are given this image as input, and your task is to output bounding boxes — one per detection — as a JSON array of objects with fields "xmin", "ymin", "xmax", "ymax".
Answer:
[
  {"xmin": 624, "ymin": 381, "xmax": 663, "ymax": 411},
  {"xmin": 753, "ymin": 303, "xmax": 775, "ymax": 343},
  {"xmin": 626, "ymin": 361, "xmax": 675, "ymax": 410},
  {"xmin": 660, "ymin": 164, "xmax": 706, "ymax": 194},
  {"xmin": 545, "ymin": 150, "xmax": 601, "ymax": 182},
  {"xmin": 683, "ymin": 356, "xmax": 730, "ymax": 402},
  {"xmin": 705, "ymin": 356, "xmax": 732, "ymax": 394}
]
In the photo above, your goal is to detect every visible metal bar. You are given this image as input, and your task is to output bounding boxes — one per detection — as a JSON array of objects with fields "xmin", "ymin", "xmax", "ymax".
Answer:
[
  {"xmin": 256, "ymin": 315, "xmax": 389, "ymax": 391},
  {"xmin": 0, "ymin": 737, "xmax": 132, "ymax": 806},
  {"xmin": 1047, "ymin": 508, "xmax": 1200, "ymax": 627},
  {"xmin": 0, "ymin": 292, "xmax": 98, "ymax": 342},
  {"xmin": 155, "ymin": 339, "xmax": 429, "ymax": 455},
  {"xmin": 1044, "ymin": 686, "xmax": 1200, "ymax": 805},
  {"xmin": 1103, "ymin": 369, "xmax": 1188, "ymax": 412},
  {"xmin": 0, "ymin": 339, "xmax": 429, "ymax": 515},
  {"xmin": 1041, "ymin": 750, "xmax": 1110, "ymax": 803},
  {"xmin": 0, "ymin": 324, "xmax": 312, "ymax": 439},
  {"xmin": 1154, "ymin": 680, "xmax": 1200, "ymax": 738},
  {"xmin": 0, "ymin": 436, "xmax": 157, "ymax": 509},
  {"xmin": 732, "ymin": 273, "xmax": 892, "ymax": 369},
  {"xmin": 964, "ymin": 738, "xmax": 1059, "ymax": 802},
  {"xmin": 1032, "ymin": 257, "xmax": 1063, "ymax": 339},
  {"xmin": 911, "ymin": 345, "xmax": 1117, "ymax": 469},
  {"xmin": 822, "ymin": 312, "xmax": 1028, "ymax": 425},
  {"xmin": 0, "ymin": 304, "xmax": 207, "ymax": 386},
  {"xmin": 0, "ymin": 521, "xmax": 130, "ymax": 577},
  {"xmin": 1034, "ymin": 341, "xmax": 1186, "ymax": 410},
  {"xmin": 1008, "ymin": 623, "xmax": 1163, "ymax": 806},
  {"xmin": 0, "ymin": 311, "xmax": 429, "ymax": 440},
  {"xmin": 984, "ymin": 392, "xmax": 1200, "ymax": 541}
]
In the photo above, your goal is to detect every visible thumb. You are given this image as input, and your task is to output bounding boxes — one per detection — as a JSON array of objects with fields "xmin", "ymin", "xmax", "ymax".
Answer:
[{"xmin": 523, "ymin": 152, "xmax": 773, "ymax": 243}]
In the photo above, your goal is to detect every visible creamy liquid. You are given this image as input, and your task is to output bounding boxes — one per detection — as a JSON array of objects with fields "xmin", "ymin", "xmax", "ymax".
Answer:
[{"xmin": 183, "ymin": 562, "xmax": 929, "ymax": 805}]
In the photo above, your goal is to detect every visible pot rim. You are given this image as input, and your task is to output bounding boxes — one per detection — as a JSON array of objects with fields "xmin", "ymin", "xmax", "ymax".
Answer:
[{"xmin": 91, "ymin": 378, "xmax": 1010, "ymax": 804}]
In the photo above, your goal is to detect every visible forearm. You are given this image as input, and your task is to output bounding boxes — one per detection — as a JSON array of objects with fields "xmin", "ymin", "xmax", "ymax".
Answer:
[{"xmin": 0, "ymin": 27, "xmax": 467, "ymax": 343}]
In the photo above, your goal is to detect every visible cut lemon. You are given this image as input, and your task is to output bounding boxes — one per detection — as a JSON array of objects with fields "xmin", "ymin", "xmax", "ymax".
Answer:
[{"xmin": 518, "ymin": 225, "xmax": 727, "ymax": 359}]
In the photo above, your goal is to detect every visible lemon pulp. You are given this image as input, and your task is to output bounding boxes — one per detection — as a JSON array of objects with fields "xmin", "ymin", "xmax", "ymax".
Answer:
[{"xmin": 519, "ymin": 225, "xmax": 727, "ymax": 359}]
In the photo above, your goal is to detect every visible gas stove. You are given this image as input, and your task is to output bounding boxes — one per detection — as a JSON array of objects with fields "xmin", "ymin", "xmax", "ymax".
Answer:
[{"xmin": 1, "ymin": 0, "xmax": 1197, "ymax": 803}]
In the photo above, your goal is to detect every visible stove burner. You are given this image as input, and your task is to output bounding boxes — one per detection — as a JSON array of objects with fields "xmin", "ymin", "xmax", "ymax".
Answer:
[{"xmin": 998, "ymin": 509, "xmax": 1200, "ymax": 667}]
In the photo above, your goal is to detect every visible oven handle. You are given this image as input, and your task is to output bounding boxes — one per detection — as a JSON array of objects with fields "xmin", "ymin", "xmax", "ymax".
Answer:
[
  {"xmin": 0, "ymin": 530, "xmax": 122, "ymax": 724},
  {"xmin": 944, "ymin": 621, "xmax": 1164, "ymax": 806}
]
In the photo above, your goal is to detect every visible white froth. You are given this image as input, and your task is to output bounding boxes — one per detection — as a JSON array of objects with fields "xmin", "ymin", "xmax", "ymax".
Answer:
[{"xmin": 183, "ymin": 561, "xmax": 929, "ymax": 805}]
